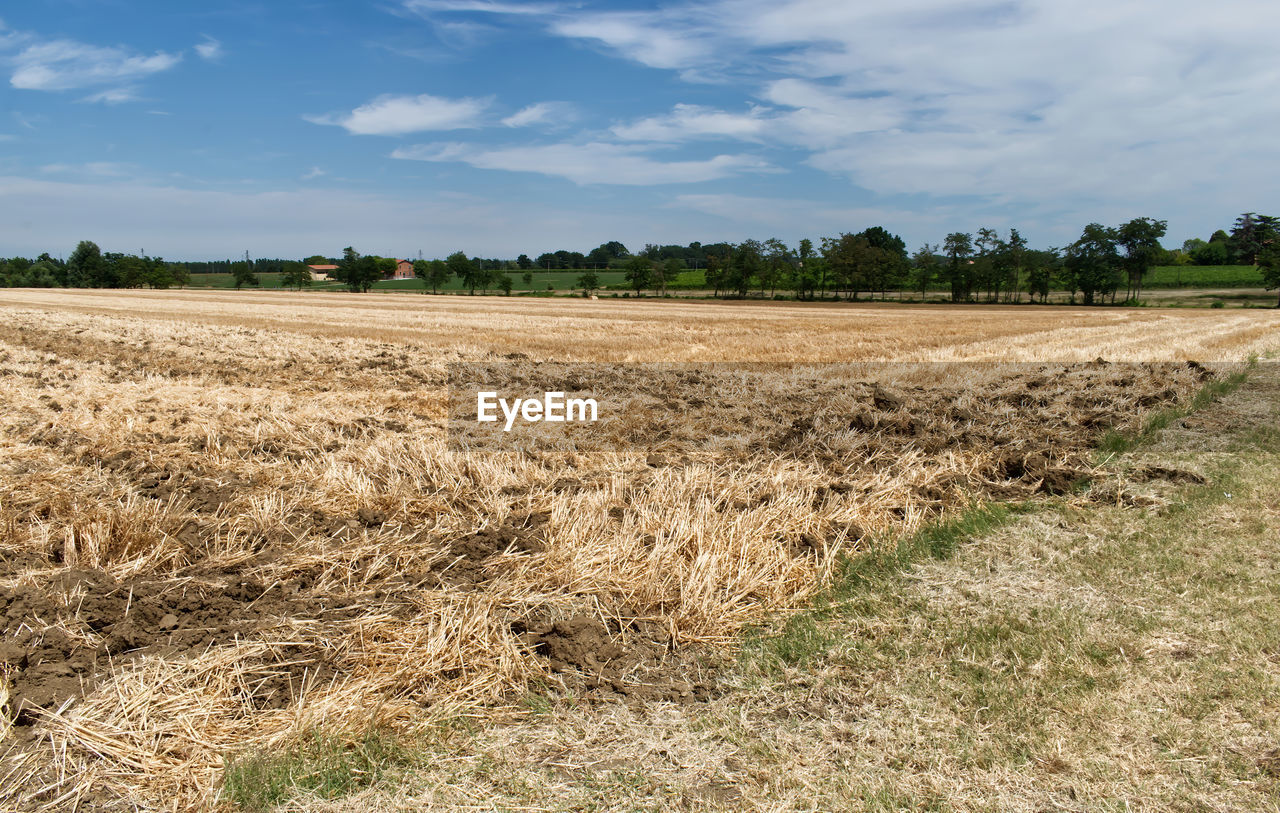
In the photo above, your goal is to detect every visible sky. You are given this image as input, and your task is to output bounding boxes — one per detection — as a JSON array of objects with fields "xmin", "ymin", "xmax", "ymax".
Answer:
[{"xmin": 1, "ymin": 0, "xmax": 1278, "ymax": 261}]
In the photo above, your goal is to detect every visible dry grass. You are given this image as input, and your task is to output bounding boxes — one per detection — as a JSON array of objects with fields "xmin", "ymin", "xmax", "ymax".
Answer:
[
  {"xmin": 0, "ymin": 290, "xmax": 1277, "ymax": 810},
  {"xmin": 295, "ymin": 362, "xmax": 1280, "ymax": 812}
]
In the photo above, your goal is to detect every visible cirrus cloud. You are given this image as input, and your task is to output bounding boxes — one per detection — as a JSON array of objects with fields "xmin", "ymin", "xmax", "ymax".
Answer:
[
  {"xmin": 391, "ymin": 141, "xmax": 772, "ymax": 185},
  {"xmin": 305, "ymin": 93, "xmax": 491, "ymax": 135},
  {"xmin": 9, "ymin": 39, "xmax": 180, "ymax": 93}
]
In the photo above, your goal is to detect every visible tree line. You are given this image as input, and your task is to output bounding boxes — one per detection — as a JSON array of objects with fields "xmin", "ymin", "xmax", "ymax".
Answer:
[{"xmin": 4, "ymin": 214, "xmax": 1278, "ymax": 305}]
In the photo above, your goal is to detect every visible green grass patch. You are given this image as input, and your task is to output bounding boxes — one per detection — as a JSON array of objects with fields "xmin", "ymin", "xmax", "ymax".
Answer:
[
  {"xmin": 371, "ymin": 270, "xmax": 627, "ymax": 293},
  {"xmin": 222, "ymin": 729, "xmax": 421, "ymax": 811},
  {"xmin": 1144, "ymin": 264, "xmax": 1263, "ymax": 289},
  {"xmin": 1097, "ymin": 364, "xmax": 1252, "ymax": 457}
]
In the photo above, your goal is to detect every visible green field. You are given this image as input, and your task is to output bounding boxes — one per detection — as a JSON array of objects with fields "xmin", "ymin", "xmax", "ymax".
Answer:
[
  {"xmin": 1143, "ymin": 264, "xmax": 1263, "ymax": 288},
  {"xmin": 184, "ymin": 270, "xmax": 629, "ymax": 293},
  {"xmin": 369, "ymin": 270, "xmax": 627, "ymax": 293},
  {"xmin": 180, "ymin": 264, "xmax": 1265, "ymax": 296}
]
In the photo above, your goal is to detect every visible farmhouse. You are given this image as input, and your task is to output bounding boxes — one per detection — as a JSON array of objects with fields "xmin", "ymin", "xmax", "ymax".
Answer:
[
  {"xmin": 307, "ymin": 264, "xmax": 338, "ymax": 281},
  {"xmin": 386, "ymin": 259, "xmax": 415, "ymax": 280}
]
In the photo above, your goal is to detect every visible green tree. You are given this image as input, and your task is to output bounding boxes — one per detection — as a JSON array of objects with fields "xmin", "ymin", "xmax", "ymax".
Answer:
[
  {"xmin": 1064, "ymin": 224, "xmax": 1121, "ymax": 305},
  {"xmin": 1257, "ymin": 243, "xmax": 1280, "ymax": 307},
  {"xmin": 910, "ymin": 243, "xmax": 940, "ymax": 300},
  {"xmin": 789, "ymin": 238, "xmax": 820, "ymax": 300},
  {"xmin": 335, "ymin": 247, "xmax": 378, "ymax": 292},
  {"xmin": 1025, "ymin": 248, "xmax": 1059, "ymax": 303},
  {"xmin": 991, "ymin": 229, "xmax": 1028, "ymax": 302},
  {"xmin": 624, "ymin": 255, "xmax": 653, "ymax": 295},
  {"xmin": 281, "ymin": 261, "xmax": 313, "ymax": 290},
  {"xmin": 516, "ymin": 254, "xmax": 533, "ymax": 270},
  {"xmin": 375, "ymin": 257, "xmax": 396, "ymax": 281},
  {"xmin": 1114, "ymin": 217, "xmax": 1167, "ymax": 301},
  {"xmin": 659, "ymin": 257, "xmax": 683, "ymax": 295},
  {"xmin": 761, "ymin": 238, "xmax": 793, "ymax": 298},
  {"xmin": 1193, "ymin": 241, "xmax": 1230, "ymax": 266},
  {"xmin": 67, "ymin": 240, "xmax": 104, "ymax": 288},
  {"xmin": 447, "ymin": 250, "xmax": 482, "ymax": 294},
  {"xmin": 587, "ymin": 241, "xmax": 630, "ymax": 267},
  {"xmin": 497, "ymin": 273, "xmax": 514, "ymax": 295},
  {"xmin": 521, "ymin": 270, "xmax": 533, "ymax": 287},
  {"xmin": 1230, "ymin": 213, "xmax": 1279, "ymax": 266},
  {"xmin": 231, "ymin": 260, "xmax": 259, "ymax": 289},
  {"xmin": 577, "ymin": 270, "xmax": 600, "ymax": 295},
  {"xmin": 942, "ymin": 232, "xmax": 974, "ymax": 302},
  {"xmin": 725, "ymin": 240, "xmax": 762, "ymax": 298}
]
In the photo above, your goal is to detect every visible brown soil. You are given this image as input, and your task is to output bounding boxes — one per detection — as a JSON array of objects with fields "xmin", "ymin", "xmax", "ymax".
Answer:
[
  {"xmin": 516, "ymin": 615, "xmax": 718, "ymax": 705},
  {"xmin": 0, "ymin": 565, "xmax": 356, "ymax": 727}
]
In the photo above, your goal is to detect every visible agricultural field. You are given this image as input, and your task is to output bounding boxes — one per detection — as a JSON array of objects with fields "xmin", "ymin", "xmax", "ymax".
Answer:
[
  {"xmin": 1144, "ymin": 263, "xmax": 1265, "ymax": 288},
  {"xmin": 1, "ymin": 289, "xmax": 1279, "ymax": 810}
]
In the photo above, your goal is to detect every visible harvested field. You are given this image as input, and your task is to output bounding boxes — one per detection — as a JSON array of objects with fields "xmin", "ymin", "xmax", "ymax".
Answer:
[{"xmin": 0, "ymin": 290, "xmax": 1277, "ymax": 809}]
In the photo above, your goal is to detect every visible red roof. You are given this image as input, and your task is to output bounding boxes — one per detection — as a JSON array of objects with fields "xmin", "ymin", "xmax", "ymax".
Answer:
[{"xmin": 308, "ymin": 264, "xmax": 339, "ymax": 271}]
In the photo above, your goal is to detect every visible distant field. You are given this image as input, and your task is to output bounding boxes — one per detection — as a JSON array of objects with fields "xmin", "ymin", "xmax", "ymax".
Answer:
[
  {"xmin": 371, "ymin": 270, "xmax": 626, "ymax": 292},
  {"xmin": 179, "ymin": 265, "xmax": 1264, "ymax": 297},
  {"xmin": 1144, "ymin": 264, "xmax": 1263, "ymax": 288},
  {"xmin": 183, "ymin": 270, "xmax": 629, "ymax": 293}
]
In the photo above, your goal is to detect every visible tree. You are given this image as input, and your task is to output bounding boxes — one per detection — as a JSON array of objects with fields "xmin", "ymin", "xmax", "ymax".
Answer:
[
  {"xmin": 660, "ymin": 257, "xmax": 683, "ymax": 295},
  {"xmin": 790, "ymin": 238, "xmax": 820, "ymax": 300},
  {"xmin": 761, "ymin": 238, "xmax": 793, "ymax": 298},
  {"xmin": 577, "ymin": 270, "xmax": 600, "ymax": 295},
  {"xmin": 281, "ymin": 261, "xmax": 312, "ymax": 290},
  {"xmin": 587, "ymin": 241, "xmax": 630, "ymax": 267},
  {"xmin": 942, "ymin": 232, "xmax": 974, "ymax": 302},
  {"xmin": 1193, "ymin": 240, "xmax": 1230, "ymax": 266},
  {"xmin": 1230, "ymin": 213, "xmax": 1279, "ymax": 266},
  {"xmin": 413, "ymin": 258, "xmax": 451, "ymax": 294},
  {"xmin": 67, "ymin": 240, "xmax": 104, "ymax": 288},
  {"xmin": 1114, "ymin": 217, "xmax": 1167, "ymax": 301},
  {"xmin": 1064, "ymin": 224, "xmax": 1121, "ymax": 305},
  {"xmin": 725, "ymin": 239, "xmax": 762, "ymax": 297},
  {"xmin": 521, "ymin": 270, "xmax": 533, "ymax": 287},
  {"xmin": 335, "ymin": 246, "xmax": 379, "ymax": 292},
  {"xmin": 446, "ymin": 250, "xmax": 482, "ymax": 294},
  {"xmin": 1025, "ymin": 248, "xmax": 1059, "ymax": 303},
  {"xmin": 910, "ymin": 243, "xmax": 940, "ymax": 300},
  {"xmin": 624, "ymin": 255, "xmax": 653, "ymax": 295},
  {"xmin": 304, "ymin": 255, "xmax": 331, "ymax": 266},
  {"xmin": 497, "ymin": 273, "xmax": 513, "ymax": 296},
  {"xmin": 231, "ymin": 260, "xmax": 259, "ymax": 289},
  {"xmin": 1258, "ymin": 242, "xmax": 1280, "ymax": 307},
  {"xmin": 516, "ymin": 254, "xmax": 533, "ymax": 270}
]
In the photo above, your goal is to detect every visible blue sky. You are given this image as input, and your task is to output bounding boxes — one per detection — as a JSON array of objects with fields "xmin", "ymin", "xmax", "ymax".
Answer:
[{"xmin": 1, "ymin": 0, "xmax": 1278, "ymax": 260}]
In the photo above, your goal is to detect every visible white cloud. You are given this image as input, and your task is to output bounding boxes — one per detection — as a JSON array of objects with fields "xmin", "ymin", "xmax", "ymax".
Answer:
[
  {"xmin": 612, "ymin": 103, "xmax": 773, "ymax": 142},
  {"xmin": 80, "ymin": 87, "xmax": 142, "ymax": 105},
  {"xmin": 519, "ymin": 0, "xmax": 1280, "ymax": 233},
  {"xmin": 402, "ymin": 0, "xmax": 559, "ymax": 15},
  {"xmin": 10, "ymin": 39, "xmax": 180, "ymax": 92},
  {"xmin": 305, "ymin": 93, "xmax": 490, "ymax": 135},
  {"xmin": 550, "ymin": 12, "xmax": 712, "ymax": 71},
  {"xmin": 391, "ymin": 141, "xmax": 771, "ymax": 185},
  {"xmin": 194, "ymin": 38, "xmax": 223, "ymax": 61},
  {"xmin": 502, "ymin": 101, "xmax": 573, "ymax": 127},
  {"xmin": 301, "ymin": 167, "xmax": 326, "ymax": 180},
  {"xmin": 40, "ymin": 162, "xmax": 132, "ymax": 177}
]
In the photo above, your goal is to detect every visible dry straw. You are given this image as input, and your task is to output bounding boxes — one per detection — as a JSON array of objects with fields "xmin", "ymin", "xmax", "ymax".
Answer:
[{"xmin": 0, "ymin": 290, "xmax": 1274, "ymax": 808}]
